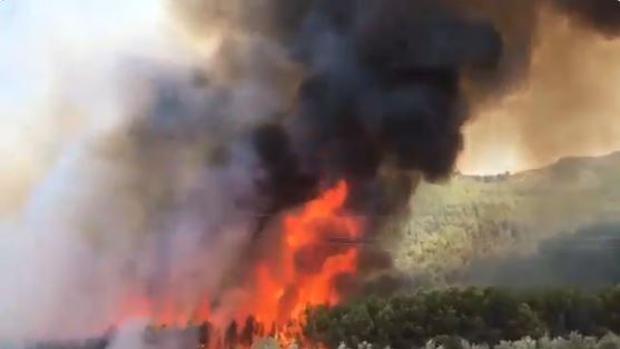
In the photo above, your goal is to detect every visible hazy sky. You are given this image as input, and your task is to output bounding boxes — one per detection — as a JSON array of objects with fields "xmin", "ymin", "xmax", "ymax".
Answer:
[
  {"xmin": 458, "ymin": 12, "xmax": 620, "ymax": 175},
  {"xmin": 0, "ymin": 0, "xmax": 170, "ymax": 214},
  {"xmin": 0, "ymin": 0, "xmax": 169, "ymax": 131},
  {"xmin": 1, "ymin": 0, "xmax": 620, "ymax": 186},
  {"xmin": 0, "ymin": 0, "xmax": 618, "ymax": 340}
]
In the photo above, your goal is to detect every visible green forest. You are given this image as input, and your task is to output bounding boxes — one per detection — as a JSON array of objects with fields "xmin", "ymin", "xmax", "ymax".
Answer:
[{"xmin": 304, "ymin": 287, "xmax": 620, "ymax": 349}]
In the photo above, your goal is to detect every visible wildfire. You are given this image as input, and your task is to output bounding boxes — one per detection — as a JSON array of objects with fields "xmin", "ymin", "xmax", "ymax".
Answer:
[
  {"xmin": 247, "ymin": 180, "xmax": 362, "ymax": 326},
  {"xmin": 114, "ymin": 180, "xmax": 362, "ymax": 347}
]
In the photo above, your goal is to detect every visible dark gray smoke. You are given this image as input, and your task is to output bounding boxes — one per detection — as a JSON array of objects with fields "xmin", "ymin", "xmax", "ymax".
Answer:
[
  {"xmin": 168, "ymin": 0, "xmax": 620, "ymax": 300},
  {"xmin": 238, "ymin": 0, "xmax": 620, "ymax": 223},
  {"xmin": 552, "ymin": 0, "xmax": 620, "ymax": 37},
  {"xmin": 450, "ymin": 0, "xmax": 620, "ymax": 173},
  {"xmin": 2, "ymin": 0, "xmax": 618, "ymax": 342},
  {"xmin": 171, "ymin": 0, "xmax": 620, "ymax": 224},
  {"xmin": 248, "ymin": 0, "xmax": 502, "ymax": 225}
]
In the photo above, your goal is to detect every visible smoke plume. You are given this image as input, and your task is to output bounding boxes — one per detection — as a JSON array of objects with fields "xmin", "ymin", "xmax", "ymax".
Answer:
[
  {"xmin": 1, "ymin": 0, "xmax": 620, "ymax": 343},
  {"xmin": 243, "ymin": 0, "xmax": 503, "ymax": 224},
  {"xmin": 456, "ymin": 0, "xmax": 620, "ymax": 174}
]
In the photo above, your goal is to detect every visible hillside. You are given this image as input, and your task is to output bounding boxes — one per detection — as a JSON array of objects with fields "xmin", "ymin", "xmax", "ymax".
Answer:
[{"xmin": 387, "ymin": 151, "xmax": 620, "ymax": 286}]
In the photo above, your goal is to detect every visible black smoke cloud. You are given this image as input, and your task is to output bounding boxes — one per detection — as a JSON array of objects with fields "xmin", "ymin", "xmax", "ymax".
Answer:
[
  {"xmin": 173, "ymin": 0, "xmax": 620, "ymax": 224},
  {"xmin": 2, "ymin": 0, "xmax": 616, "ymax": 341},
  {"xmin": 157, "ymin": 0, "xmax": 620, "ymax": 303},
  {"xmin": 247, "ymin": 0, "xmax": 502, "ymax": 223},
  {"xmin": 238, "ymin": 0, "xmax": 620, "ymax": 297},
  {"xmin": 440, "ymin": 0, "xmax": 620, "ymax": 101},
  {"xmin": 244, "ymin": 0, "xmax": 619, "ymax": 223},
  {"xmin": 552, "ymin": 0, "xmax": 620, "ymax": 37}
]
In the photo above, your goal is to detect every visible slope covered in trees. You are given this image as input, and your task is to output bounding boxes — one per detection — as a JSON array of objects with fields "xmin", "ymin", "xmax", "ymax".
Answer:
[
  {"xmin": 305, "ymin": 287, "xmax": 620, "ymax": 349},
  {"xmin": 386, "ymin": 152, "xmax": 620, "ymax": 286}
]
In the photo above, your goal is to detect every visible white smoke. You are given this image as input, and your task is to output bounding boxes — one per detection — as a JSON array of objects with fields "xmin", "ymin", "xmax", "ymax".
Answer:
[
  {"xmin": 0, "ymin": 0, "xmax": 291, "ymax": 342},
  {"xmin": 105, "ymin": 318, "xmax": 198, "ymax": 349},
  {"xmin": 106, "ymin": 319, "xmax": 152, "ymax": 349}
]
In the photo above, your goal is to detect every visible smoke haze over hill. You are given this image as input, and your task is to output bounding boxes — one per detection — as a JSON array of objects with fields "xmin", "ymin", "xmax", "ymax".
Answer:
[{"xmin": 0, "ymin": 0, "xmax": 619, "ymax": 345}]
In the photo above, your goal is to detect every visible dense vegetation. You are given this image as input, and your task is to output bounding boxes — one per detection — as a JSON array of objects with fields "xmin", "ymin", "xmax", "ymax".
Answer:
[
  {"xmin": 325, "ymin": 333, "xmax": 620, "ymax": 349},
  {"xmin": 389, "ymin": 152, "xmax": 620, "ymax": 286},
  {"xmin": 304, "ymin": 287, "xmax": 620, "ymax": 349}
]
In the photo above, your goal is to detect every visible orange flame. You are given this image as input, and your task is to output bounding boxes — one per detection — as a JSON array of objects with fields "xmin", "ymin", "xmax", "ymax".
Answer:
[
  {"xmin": 247, "ymin": 180, "xmax": 362, "ymax": 326},
  {"xmin": 114, "ymin": 180, "xmax": 361, "ymax": 345}
]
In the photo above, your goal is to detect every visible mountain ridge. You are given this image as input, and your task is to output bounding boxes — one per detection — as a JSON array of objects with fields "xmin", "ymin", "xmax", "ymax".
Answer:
[{"xmin": 388, "ymin": 150, "xmax": 620, "ymax": 286}]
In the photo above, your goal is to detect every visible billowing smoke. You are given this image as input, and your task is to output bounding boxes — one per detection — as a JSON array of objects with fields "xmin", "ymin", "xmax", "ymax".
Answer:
[
  {"xmin": 456, "ymin": 0, "xmax": 620, "ymax": 174},
  {"xmin": 243, "ymin": 0, "xmax": 503, "ymax": 226},
  {"xmin": 1, "ymin": 0, "xmax": 619, "ymax": 344},
  {"xmin": 552, "ymin": 0, "xmax": 620, "ymax": 36}
]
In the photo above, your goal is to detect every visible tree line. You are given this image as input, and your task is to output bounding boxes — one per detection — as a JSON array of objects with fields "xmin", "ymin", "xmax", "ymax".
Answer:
[{"xmin": 304, "ymin": 286, "xmax": 620, "ymax": 349}]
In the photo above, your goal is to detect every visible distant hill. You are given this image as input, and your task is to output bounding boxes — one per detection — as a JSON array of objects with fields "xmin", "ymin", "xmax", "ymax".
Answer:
[
  {"xmin": 387, "ymin": 151, "xmax": 620, "ymax": 286},
  {"xmin": 467, "ymin": 223, "xmax": 620, "ymax": 288}
]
